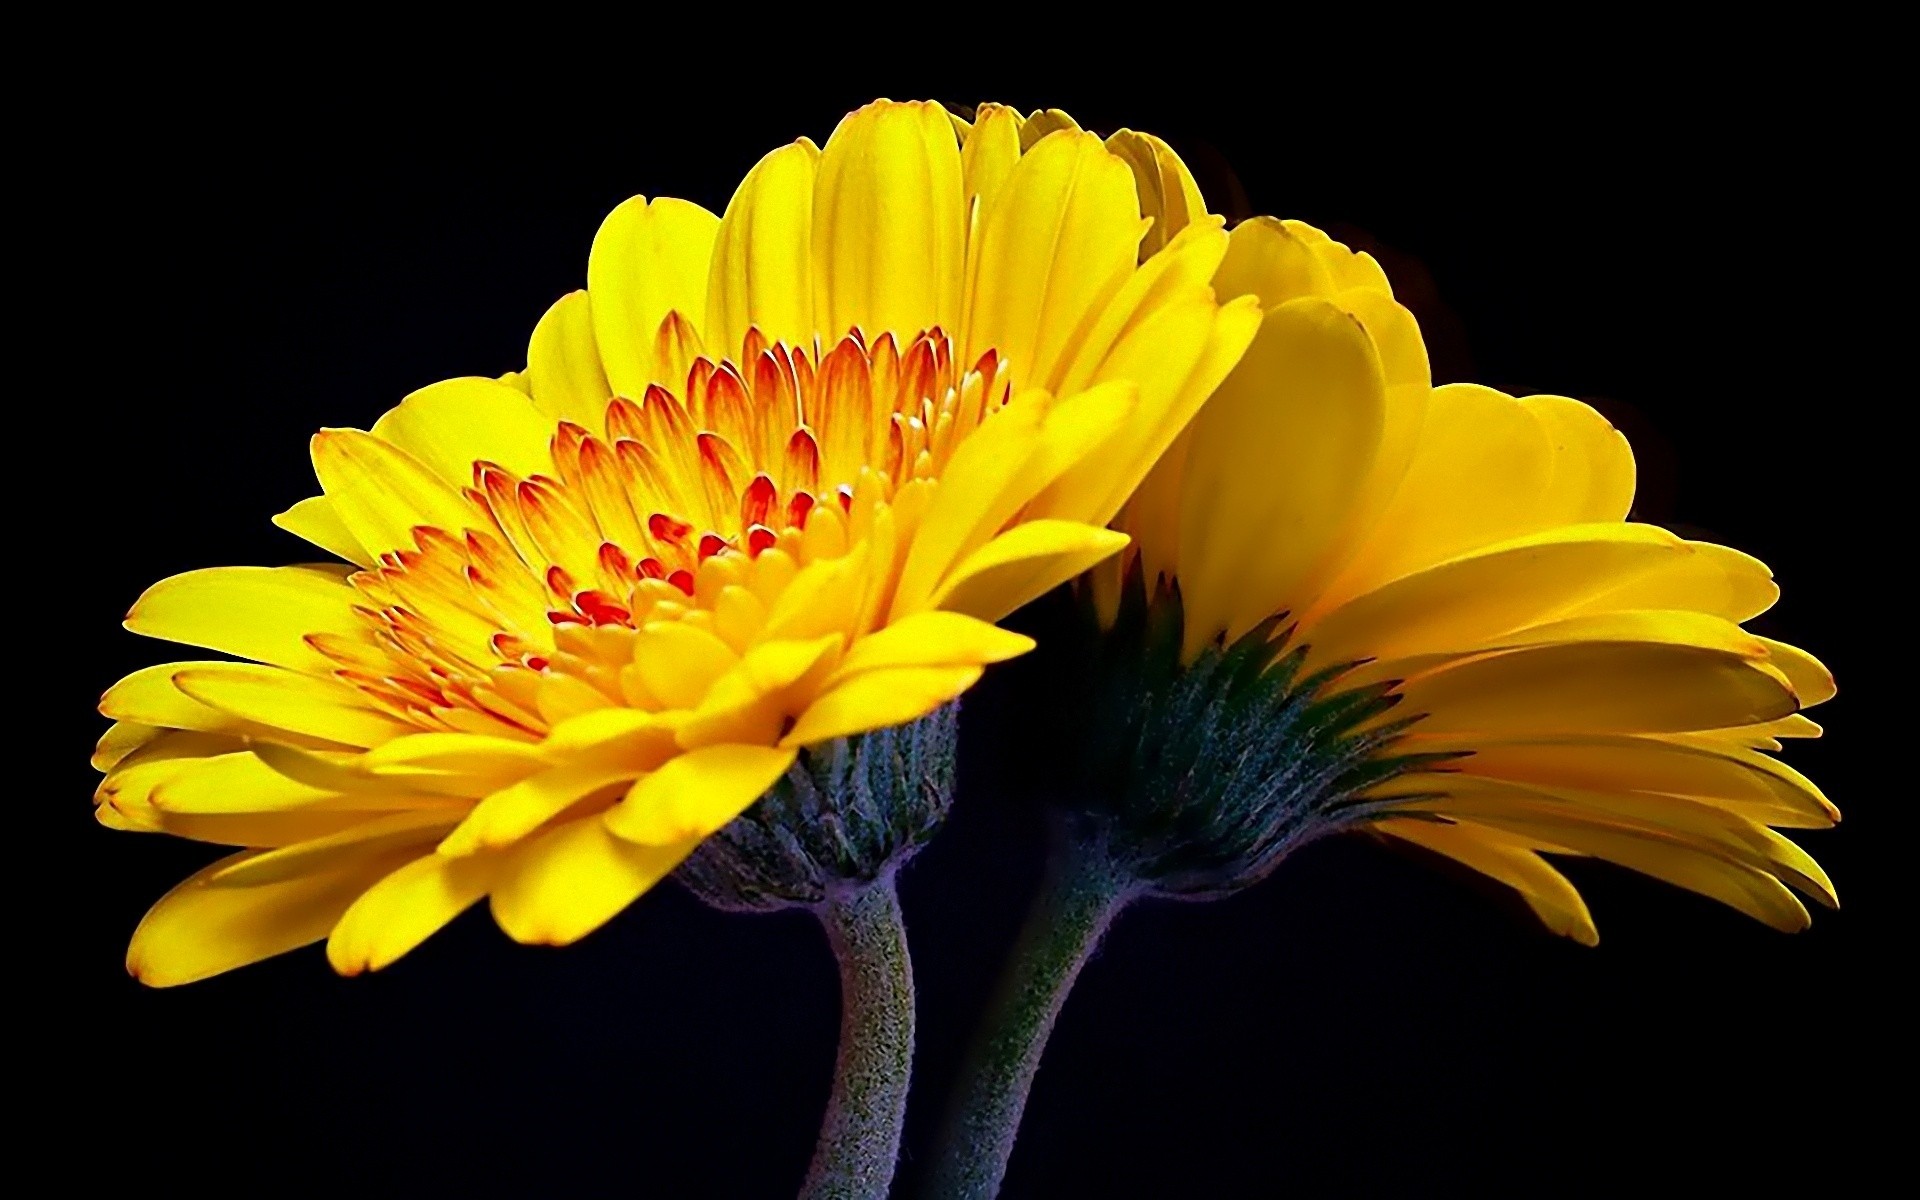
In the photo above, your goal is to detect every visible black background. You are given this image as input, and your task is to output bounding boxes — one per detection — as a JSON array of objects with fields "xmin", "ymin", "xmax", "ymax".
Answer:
[{"xmin": 53, "ymin": 69, "xmax": 1893, "ymax": 1197}]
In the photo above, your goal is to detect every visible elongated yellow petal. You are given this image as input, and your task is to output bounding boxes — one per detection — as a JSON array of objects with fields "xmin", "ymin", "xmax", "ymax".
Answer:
[
  {"xmin": 1526, "ymin": 396, "xmax": 1635, "ymax": 524},
  {"xmin": 781, "ymin": 665, "xmax": 982, "ymax": 749},
  {"xmin": 125, "ymin": 565, "xmax": 365, "ymax": 675},
  {"xmin": 488, "ymin": 818, "xmax": 694, "ymax": 946},
  {"xmin": 149, "ymin": 751, "xmax": 332, "ymax": 813},
  {"xmin": 1398, "ymin": 641, "xmax": 1799, "ymax": 735},
  {"xmin": 370, "ymin": 376, "xmax": 554, "ymax": 487},
  {"xmin": 312, "ymin": 428, "xmax": 476, "ymax": 556},
  {"xmin": 706, "ymin": 139, "xmax": 819, "ymax": 354},
  {"xmin": 959, "ymin": 103, "xmax": 1022, "ymax": 219},
  {"xmin": 438, "ymin": 762, "xmax": 636, "ymax": 857},
  {"xmin": 1756, "ymin": 637, "xmax": 1836, "ymax": 708},
  {"xmin": 128, "ymin": 849, "xmax": 411, "ymax": 986},
  {"xmin": 102, "ymin": 661, "xmax": 271, "ymax": 736},
  {"xmin": 1434, "ymin": 812, "xmax": 1812, "ymax": 932},
  {"xmin": 526, "ymin": 290, "xmax": 611, "ymax": 429},
  {"xmin": 1178, "ymin": 297, "xmax": 1388, "ymax": 653},
  {"xmin": 1303, "ymin": 525, "xmax": 1686, "ymax": 670},
  {"xmin": 1391, "ymin": 775, "xmax": 1835, "ymax": 908},
  {"xmin": 963, "ymin": 128, "xmax": 1141, "ymax": 389},
  {"xmin": 604, "ymin": 743, "xmax": 796, "ymax": 845},
  {"xmin": 931, "ymin": 520, "xmax": 1130, "ymax": 623},
  {"xmin": 1570, "ymin": 540, "xmax": 1779, "ymax": 622},
  {"xmin": 1061, "ymin": 294, "xmax": 1263, "ymax": 528},
  {"xmin": 328, "ymin": 852, "xmax": 503, "ymax": 975},
  {"xmin": 92, "ymin": 721, "xmax": 158, "ymax": 771},
  {"xmin": 831, "ymin": 611, "xmax": 1033, "ymax": 682},
  {"xmin": 675, "ymin": 635, "xmax": 843, "ymax": 750},
  {"xmin": 1106, "ymin": 129, "xmax": 1206, "ymax": 260},
  {"xmin": 272, "ymin": 496, "xmax": 373, "ymax": 567},
  {"xmin": 209, "ymin": 810, "xmax": 457, "ymax": 887},
  {"xmin": 813, "ymin": 100, "xmax": 965, "ymax": 342},
  {"xmin": 1375, "ymin": 818, "xmax": 1598, "ymax": 946},
  {"xmin": 1431, "ymin": 733, "xmax": 1838, "ymax": 828},
  {"xmin": 173, "ymin": 665, "xmax": 414, "ymax": 747},
  {"xmin": 1319, "ymin": 383, "xmax": 1558, "ymax": 607},
  {"xmin": 587, "ymin": 196, "xmax": 719, "ymax": 398},
  {"xmin": 1211, "ymin": 216, "xmax": 1338, "ymax": 308}
]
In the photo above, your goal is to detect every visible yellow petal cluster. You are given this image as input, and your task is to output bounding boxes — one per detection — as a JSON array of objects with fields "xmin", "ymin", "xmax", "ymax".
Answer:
[
  {"xmin": 1103, "ymin": 216, "xmax": 1837, "ymax": 944},
  {"xmin": 96, "ymin": 100, "xmax": 1259, "ymax": 984}
]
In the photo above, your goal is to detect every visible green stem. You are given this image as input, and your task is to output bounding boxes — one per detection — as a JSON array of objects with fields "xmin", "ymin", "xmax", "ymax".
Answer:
[
  {"xmin": 802, "ymin": 872, "xmax": 915, "ymax": 1200},
  {"xmin": 925, "ymin": 831, "xmax": 1138, "ymax": 1199}
]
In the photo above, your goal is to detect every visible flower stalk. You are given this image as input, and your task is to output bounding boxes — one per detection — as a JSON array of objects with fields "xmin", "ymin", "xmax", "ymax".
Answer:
[
  {"xmin": 926, "ymin": 824, "xmax": 1140, "ymax": 1200},
  {"xmin": 803, "ymin": 875, "xmax": 917, "ymax": 1200}
]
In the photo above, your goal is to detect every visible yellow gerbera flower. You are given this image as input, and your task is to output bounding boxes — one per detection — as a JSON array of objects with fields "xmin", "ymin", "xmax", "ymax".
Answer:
[
  {"xmin": 94, "ymin": 99, "xmax": 1259, "ymax": 986},
  {"xmin": 1098, "ymin": 213, "xmax": 1837, "ymax": 939},
  {"xmin": 928, "ymin": 200, "xmax": 1836, "ymax": 1200}
]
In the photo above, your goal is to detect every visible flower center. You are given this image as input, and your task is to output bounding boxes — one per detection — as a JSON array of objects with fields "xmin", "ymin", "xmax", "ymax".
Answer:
[{"xmin": 321, "ymin": 329, "xmax": 1009, "ymax": 735}]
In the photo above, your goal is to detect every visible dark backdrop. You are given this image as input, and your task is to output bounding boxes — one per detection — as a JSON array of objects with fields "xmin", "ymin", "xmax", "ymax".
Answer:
[{"xmin": 55, "ymin": 72, "xmax": 1891, "ymax": 1196}]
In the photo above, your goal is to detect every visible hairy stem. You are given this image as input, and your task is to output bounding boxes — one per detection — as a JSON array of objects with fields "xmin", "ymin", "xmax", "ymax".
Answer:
[
  {"xmin": 926, "ymin": 832, "xmax": 1138, "ymax": 1199},
  {"xmin": 802, "ymin": 873, "xmax": 915, "ymax": 1200}
]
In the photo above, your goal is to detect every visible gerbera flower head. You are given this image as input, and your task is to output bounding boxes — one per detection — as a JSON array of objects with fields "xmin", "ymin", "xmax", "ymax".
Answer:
[
  {"xmin": 94, "ymin": 99, "xmax": 1261, "ymax": 984},
  {"xmin": 1042, "ymin": 215, "xmax": 1837, "ymax": 940}
]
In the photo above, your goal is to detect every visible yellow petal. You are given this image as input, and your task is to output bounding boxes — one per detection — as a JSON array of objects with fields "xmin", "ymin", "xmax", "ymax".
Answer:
[
  {"xmin": 327, "ymin": 852, "xmax": 504, "ymax": 975},
  {"xmin": 102, "ymin": 661, "xmax": 273, "ymax": 736},
  {"xmin": 676, "ymin": 634, "xmax": 844, "ymax": 750},
  {"xmin": 1178, "ymin": 297, "xmax": 1388, "ymax": 653},
  {"xmin": 1398, "ymin": 641, "xmax": 1799, "ymax": 735},
  {"xmin": 1211, "ymin": 216, "xmax": 1338, "ymax": 309},
  {"xmin": 1570, "ymin": 540, "xmax": 1778, "ymax": 622},
  {"xmin": 1478, "ymin": 609, "xmax": 1770, "ymax": 661},
  {"xmin": 526, "ymin": 290, "xmax": 611, "ymax": 429},
  {"xmin": 209, "ymin": 810, "xmax": 457, "ymax": 887},
  {"xmin": 173, "ymin": 664, "xmax": 414, "ymax": 747},
  {"xmin": 1525, "ymin": 396, "xmax": 1635, "ymax": 525},
  {"xmin": 149, "ymin": 750, "xmax": 331, "ymax": 813},
  {"xmin": 892, "ymin": 397, "xmax": 1046, "ymax": 615},
  {"xmin": 705, "ymin": 139, "xmax": 819, "ymax": 354},
  {"xmin": 370, "ymin": 376, "xmax": 555, "ymax": 487},
  {"xmin": 1105, "ymin": 129, "xmax": 1207, "ymax": 260},
  {"xmin": 833, "ymin": 612, "xmax": 1033, "ymax": 682},
  {"xmin": 931, "ymin": 520, "xmax": 1130, "ymax": 623},
  {"xmin": 488, "ymin": 818, "xmax": 694, "ymax": 946},
  {"xmin": 1374, "ymin": 818, "xmax": 1598, "ymax": 946},
  {"xmin": 312, "ymin": 428, "xmax": 477, "ymax": 556},
  {"xmin": 587, "ymin": 195, "xmax": 719, "ymax": 399},
  {"xmin": 92, "ymin": 720, "xmax": 158, "ymax": 771},
  {"xmin": 1391, "ymin": 775, "xmax": 1835, "ymax": 908},
  {"xmin": 1302, "ymin": 524, "xmax": 1686, "ymax": 670},
  {"xmin": 628, "ymin": 621, "xmax": 739, "ymax": 709},
  {"xmin": 1063, "ymin": 293, "xmax": 1264, "ymax": 529},
  {"xmin": 813, "ymin": 100, "xmax": 965, "ymax": 342},
  {"xmin": 362, "ymin": 731, "xmax": 552, "ymax": 776},
  {"xmin": 124, "ymin": 565, "xmax": 365, "ymax": 675},
  {"xmin": 962, "ymin": 128, "xmax": 1140, "ymax": 390},
  {"xmin": 438, "ymin": 762, "xmax": 637, "ymax": 857},
  {"xmin": 1430, "ymin": 812, "xmax": 1811, "ymax": 933},
  {"xmin": 1433, "ymin": 733, "xmax": 1838, "ymax": 828},
  {"xmin": 1756, "ymin": 638, "xmax": 1836, "ymax": 708},
  {"xmin": 781, "ymin": 665, "xmax": 982, "ymax": 749},
  {"xmin": 1319, "ymin": 383, "xmax": 1558, "ymax": 607},
  {"xmin": 604, "ymin": 743, "xmax": 797, "ymax": 845},
  {"xmin": 959, "ymin": 103, "xmax": 1022, "ymax": 220},
  {"xmin": 272, "ymin": 496, "xmax": 373, "ymax": 567},
  {"xmin": 128, "ymin": 849, "xmax": 410, "ymax": 986}
]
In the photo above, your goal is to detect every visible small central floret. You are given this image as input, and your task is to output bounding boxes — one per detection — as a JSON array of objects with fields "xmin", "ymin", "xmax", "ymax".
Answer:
[{"xmin": 321, "ymin": 329, "xmax": 1009, "ymax": 734}]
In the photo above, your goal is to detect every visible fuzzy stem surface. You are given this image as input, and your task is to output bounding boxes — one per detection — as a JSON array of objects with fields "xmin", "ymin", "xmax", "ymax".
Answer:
[
  {"xmin": 803, "ymin": 874, "xmax": 916, "ymax": 1200},
  {"xmin": 925, "ymin": 832, "xmax": 1138, "ymax": 1199}
]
